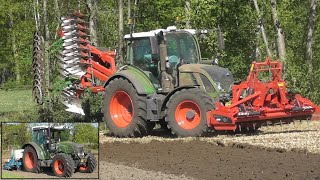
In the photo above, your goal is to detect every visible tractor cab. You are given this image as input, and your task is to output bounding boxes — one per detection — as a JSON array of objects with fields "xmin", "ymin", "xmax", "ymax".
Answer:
[
  {"xmin": 124, "ymin": 26, "xmax": 234, "ymax": 94},
  {"xmin": 125, "ymin": 26, "xmax": 203, "ymax": 89},
  {"xmin": 32, "ymin": 125, "xmax": 67, "ymax": 149},
  {"xmin": 125, "ymin": 26, "xmax": 201, "ymax": 70}
]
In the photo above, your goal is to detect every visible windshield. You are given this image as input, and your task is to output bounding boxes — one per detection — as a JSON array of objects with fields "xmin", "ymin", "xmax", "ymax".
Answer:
[
  {"xmin": 129, "ymin": 31, "xmax": 200, "ymax": 67},
  {"xmin": 166, "ymin": 31, "xmax": 200, "ymax": 64}
]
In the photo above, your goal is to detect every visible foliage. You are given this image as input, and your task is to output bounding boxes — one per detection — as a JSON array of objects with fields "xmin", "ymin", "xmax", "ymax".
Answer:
[
  {"xmin": 82, "ymin": 89, "xmax": 104, "ymax": 122},
  {"xmin": 73, "ymin": 123, "xmax": 99, "ymax": 149},
  {"xmin": 2, "ymin": 123, "xmax": 31, "ymax": 150}
]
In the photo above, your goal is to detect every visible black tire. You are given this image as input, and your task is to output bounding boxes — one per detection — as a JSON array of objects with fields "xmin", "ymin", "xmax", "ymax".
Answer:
[
  {"xmin": 22, "ymin": 146, "xmax": 40, "ymax": 173},
  {"xmin": 104, "ymin": 77, "xmax": 149, "ymax": 137},
  {"xmin": 147, "ymin": 122, "xmax": 156, "ymax": 131},
  {"xmin": 51, "ymin": 153, "xmax": 75, "ymax": 177},
  {"xmin": 79, "ymin": 153, "xmax": 97, "ymax": 173},
  {"xmin": 165, "ymin": 88, "xmax": 214, "ymax": 137},
  {"xmin": 159, "ymin": 120, "xmax": 169, "ymax": 130}
]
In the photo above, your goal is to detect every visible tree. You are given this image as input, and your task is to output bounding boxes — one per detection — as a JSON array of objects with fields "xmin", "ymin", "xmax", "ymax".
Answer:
[
  {"xmin": 86, "ymin": 0, "xmax": 98, "ymax": 46},
  {"xmin": 2, "ymin": 123, "xmax": 31, "ymax": 150},
  {"xmin": 270, "ymin": 0, "xmax": 286, "ymax": 61},
  {"xmin": 305, "ymin": 0, "xmax": 317, "ymax": 87},
  {"xmin": 73, "ymin": 123, "xmax": 98, "ymax": 146},
  {"xmin": 118, "ymin": 0, "xmax": 124, "ymax": 65}
]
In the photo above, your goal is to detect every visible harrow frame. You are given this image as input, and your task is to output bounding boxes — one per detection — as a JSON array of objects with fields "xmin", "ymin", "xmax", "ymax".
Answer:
[{"xmin": 207, "ymin": 57, "xmax": 320, "ymax": 131}]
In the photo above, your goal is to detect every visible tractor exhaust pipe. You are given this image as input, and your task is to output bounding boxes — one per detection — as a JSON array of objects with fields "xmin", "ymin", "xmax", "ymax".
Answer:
[{"xmin": 158, "ymin": 31, "xmax": 173, "ymax": 93}]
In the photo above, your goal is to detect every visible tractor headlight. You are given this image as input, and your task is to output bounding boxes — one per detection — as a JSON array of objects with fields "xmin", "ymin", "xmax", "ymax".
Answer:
[
  {"xmin": 78, "ymin": 151, "xmax": 85, "ymax": 158},
  {"xmin": 77, "ymin": 147, "xmax": 85, "ymax": 158},
  {"xmin": 214, "ymin": 115, "xmax": 232, "ymax": 123}
]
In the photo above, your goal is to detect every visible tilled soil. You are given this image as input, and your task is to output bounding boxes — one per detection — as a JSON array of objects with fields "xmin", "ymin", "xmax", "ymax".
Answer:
[
  {"xmin": 100, "ymin": 161, "xmax": 195, "ymax": 180},
  {"xmin": 101, "ymin": 140, "xmax": 320, "ymax": 180}
]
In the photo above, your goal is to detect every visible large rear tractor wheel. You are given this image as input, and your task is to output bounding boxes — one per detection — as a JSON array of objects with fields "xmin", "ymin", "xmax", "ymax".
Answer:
[
  {"xmin": 79, "ymin": 153, "xmax": 96, "ymax": 173},
  {"xmin": 165, "ymin": 88, "xmax": 214, "ymax": 137},
  {"xmin": 52, "ymin": 153, "xmax": 75, "ymax": 177},
  {"xmin": 22, "ymin": 146, "xmax": 40, "ymax": 173},
  {"xmin": 104, "ymin": 77, "xmax": 150, "ymax": 137}
]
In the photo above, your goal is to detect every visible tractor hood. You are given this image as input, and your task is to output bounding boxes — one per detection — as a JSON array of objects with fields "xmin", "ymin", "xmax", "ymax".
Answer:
[
  {"xmin": 57, "ymin": 142, "xmax": 85, "ymax": 157},
  {"xmin": 179, "ymin": 64, "xmax": 234, "ymax": 92},
  {"xmin": 200, "ymin": 65, "xmax": 234, "ymax": 92}
]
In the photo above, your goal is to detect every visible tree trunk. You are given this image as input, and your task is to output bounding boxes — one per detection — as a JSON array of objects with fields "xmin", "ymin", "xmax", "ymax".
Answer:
[
  {"xmin": 33, "ymin": 0, "xmax": 40, "ymax": 31},
  {"xmin": 54, "ymin": 0, "xmax": 61, "ymax": 39},
  {"xmin": 8, "ymin": 11, "xmax": 20, "ymax": 82},
  {"xmin": 305, "ymin": 0, "xmax": 317, "ymax": 76},
  {"xmin": 86, "ymin": 0, "xmax": 98, "ymax": 46},
  {"xmin": 270, "ymin": 0, "xmax": 286, "ymax": 61},
  {"xmin": 43, "ymin": 0, "xmax": 51, "ymax": 98},
  {"xmin": 185, "ymin": 0, "xmax": 191, "ymax": 28},
  {"xmin": 118, "ymin": 0, "xmax": 124, "ymax": 65},
  {"xmin": 253, "ymin": 0, "xmax": 272, "ymax": 58},
  {"xmin": 43, "ymin": 0, "xmax": 50, "ymax": 41}
]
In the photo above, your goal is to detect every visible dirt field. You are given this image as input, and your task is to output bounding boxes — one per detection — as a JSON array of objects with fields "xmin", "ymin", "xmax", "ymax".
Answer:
[{"xmin": 100, "ymin": 121, "xmax": 320, "ymax": 180}]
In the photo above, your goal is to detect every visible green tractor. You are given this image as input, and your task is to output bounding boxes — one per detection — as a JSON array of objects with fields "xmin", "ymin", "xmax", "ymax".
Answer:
[
  {"xmin": 21, "ymin": 125, "xmax": 96, "ymax": 177},
  {"xmin": 104, "ymin": 26, "xmax": 233, "ymax": 137}
]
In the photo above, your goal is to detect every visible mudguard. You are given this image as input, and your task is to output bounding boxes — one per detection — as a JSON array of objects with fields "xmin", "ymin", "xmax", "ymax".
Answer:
[
  {"xmin": 161, "ymin": 86, "xmax": 198, "ymax": 110},
  {"xmin": 22, "ymin": 142, "xmax": 47, "ymax": 160},
  {"xmin": 104, "ymin": 65, "xmax": 156, "ymax": 95}
]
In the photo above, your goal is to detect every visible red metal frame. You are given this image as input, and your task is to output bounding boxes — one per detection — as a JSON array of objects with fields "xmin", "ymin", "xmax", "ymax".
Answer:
[
  {"xmin": 207, "ymin": 57, "xmax": 320, "ymax": 131},
  {"xmin": 78, "ymin": 46, "xmax": 116, "ymax": 95}
]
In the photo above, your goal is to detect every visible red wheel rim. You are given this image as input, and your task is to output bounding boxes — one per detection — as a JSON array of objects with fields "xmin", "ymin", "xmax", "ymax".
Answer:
[
  {"xmin": 54, "ymin": 159, "xmax": 64, "ymax": 175},
  {"xmin": 175, "ymin": 100, "xmax": 201, "ymax": 130},
  {"xmin": 110, "ymin": 90, "xmax": 134, "ymax": 128},
  {"xmin": 79, "ymin": 165, "xmax": 87, "ymax": 171},
  {"xmin": 24, "ymin": 152, "xmax": 35, "ymax": 169}
]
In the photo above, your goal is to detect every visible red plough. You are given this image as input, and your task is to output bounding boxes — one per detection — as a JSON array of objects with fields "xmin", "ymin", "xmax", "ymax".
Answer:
[
  {"xmin": 59, "ymin": 11, "xmax": 116, "ymax": 114},
  {"xmin": 208, "ymin": 57, "xmax": 320, "ymax": 131},
  {"xmin": 79, "ymin": 46, "xmax": 116, "ymax": 94}
]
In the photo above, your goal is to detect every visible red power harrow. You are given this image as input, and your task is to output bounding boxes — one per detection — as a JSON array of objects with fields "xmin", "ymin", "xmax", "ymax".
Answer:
[{"xmin": 208, "ymin": 57, "xmax": 320, "ymax": 131}]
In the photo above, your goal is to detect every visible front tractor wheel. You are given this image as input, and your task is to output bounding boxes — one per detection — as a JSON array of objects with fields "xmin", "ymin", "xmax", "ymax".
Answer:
[
  {"xmin": 22, "ymin": 146, "xmax": 40, "ymax": 173},
  {"xmin": 79, "ymin": 153, "xmax": 97, "ymax": 173},
  {"xmin": 165, "ymin": 88, "xmax": 214, "ymax": 137},
  {"xmin": 52, "ymin": 153, "xmax": 75, "ymax": 177},
  {"xmin": 104, "ymin": 77, "xmax": 150, "ymax": 137}
]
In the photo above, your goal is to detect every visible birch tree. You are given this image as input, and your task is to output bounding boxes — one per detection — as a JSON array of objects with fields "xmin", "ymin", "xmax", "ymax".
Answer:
[
  {"xmin": 87, "ymin": 0, "xmax": 98, "ymax": 46},
  {"xmin": 270, "ymin": 0, "xmax": 286, "ymax": 61},
  {"xmin": 305, "ymin": 0, "xmax": 317, "ymax": 76}
]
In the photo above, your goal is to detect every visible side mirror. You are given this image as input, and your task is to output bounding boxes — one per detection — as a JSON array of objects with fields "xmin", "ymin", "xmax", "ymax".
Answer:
[{"xmin": 212, "ymin": 53, "xmax": 221, "ymax": 65}]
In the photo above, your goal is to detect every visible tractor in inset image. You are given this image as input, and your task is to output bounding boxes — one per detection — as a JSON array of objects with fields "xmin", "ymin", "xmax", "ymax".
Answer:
[{"xmin": 21, "ymin": 125, "xmax": 96, "ymax": 177}]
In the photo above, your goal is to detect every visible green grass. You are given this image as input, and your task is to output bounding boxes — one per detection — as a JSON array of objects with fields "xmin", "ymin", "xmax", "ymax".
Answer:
[
  {"xmin": 0, "ymin": 89, "xmax": 35, "ymax": 112},
  {"xmin": 1, "ymin": 171, "xmax": 25, "ymax": 178},
  {"xmin": 0, "ymin": 89, "xmax": 38, "ymax": 122}
]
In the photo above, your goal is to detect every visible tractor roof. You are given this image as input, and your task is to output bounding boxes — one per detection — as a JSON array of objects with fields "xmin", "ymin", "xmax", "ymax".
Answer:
[
  {"xmin": 124, "ymin": 26, "xmax": 197, "ymax": 39},
  {"xmin": 32, "ymin": 125, "xmax": 67, "ymax": 131}
]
